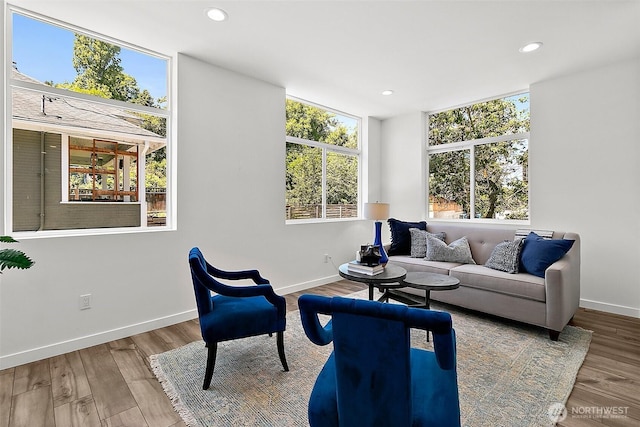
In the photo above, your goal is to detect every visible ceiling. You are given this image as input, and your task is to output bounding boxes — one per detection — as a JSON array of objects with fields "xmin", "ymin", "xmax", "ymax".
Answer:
[{"xmin": 12, "ymin": 0, "xmax": 640, "ymax": 119}]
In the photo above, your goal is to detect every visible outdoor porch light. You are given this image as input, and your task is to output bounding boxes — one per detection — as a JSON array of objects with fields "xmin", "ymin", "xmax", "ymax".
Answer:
[{"xmin": 364, "ymin": 202, "xmax": 390, "ymax": 265}]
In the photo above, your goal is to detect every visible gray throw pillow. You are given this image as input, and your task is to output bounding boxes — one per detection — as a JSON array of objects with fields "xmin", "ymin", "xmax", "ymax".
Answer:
[
  {"xmin": 409, "ymin": 228, "xmax": 446, "ymax": 258},
  {"xmin": 485, "ymin": 239, "xmax": 524, "ymax": 274},
  {"xmin": 425, "ymin": 235, "xmax": 476, "ymax": 264}
]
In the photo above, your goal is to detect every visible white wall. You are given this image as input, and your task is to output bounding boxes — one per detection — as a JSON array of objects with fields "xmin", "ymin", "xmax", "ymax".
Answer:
[
  {"xmin": 530, "ymin": 58, "xmax": 640, "ymax": 317},
  {"xmin": 380, "ymin": 58, "xmax": 640, "ymax": 318},
  {"xmin": 0, "ymin": 54, "xmax": 373, "ymax": 368},
  {"xmin": 380, "ymin": 112, "xmax": 426, "ymax": 222}
]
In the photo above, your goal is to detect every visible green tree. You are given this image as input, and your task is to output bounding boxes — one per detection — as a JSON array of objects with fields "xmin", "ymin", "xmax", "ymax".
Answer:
[
  {"xmin": 70, "ymin": 34, "xmax": 139, "ymax": 102},
  {"xmin": 56, "ymin": 34, "xmax": 166, "ymax": 190},
  {"xmin": 285, "ymin": 100, "xmax": 358, "ymax": 215},
  {"xmin": 429, "ymin": 95, "xmax": 529, "ymax": 219}
]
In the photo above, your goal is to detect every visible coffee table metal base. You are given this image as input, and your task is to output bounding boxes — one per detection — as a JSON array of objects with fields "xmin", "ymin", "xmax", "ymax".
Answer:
[{"xmin": 338, "ymin": 263, "xmax": 407, "ymax": 301}]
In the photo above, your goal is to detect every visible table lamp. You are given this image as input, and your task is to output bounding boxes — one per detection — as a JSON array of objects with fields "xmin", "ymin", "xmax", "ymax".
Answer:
[{"xmin": 364, "ymin": 202, "xmax": 390, "ymax": 265}]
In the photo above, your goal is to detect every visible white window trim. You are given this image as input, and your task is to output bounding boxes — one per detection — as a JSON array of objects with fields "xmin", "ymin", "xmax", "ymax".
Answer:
[
  {"xmin": 425, "ymin": 104, "xmax": 530, "ymax": 225},
  {"xmin": 4, "ymin": 5, "xmax": 176, "ymax": 238},
  {"xmin": 285, "ymin": 97, "xmax": 362, "ymax": 224}
]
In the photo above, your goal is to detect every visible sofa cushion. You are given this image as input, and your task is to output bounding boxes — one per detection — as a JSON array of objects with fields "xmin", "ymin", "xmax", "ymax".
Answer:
[
  {"xmin": 425, "ymin": 235, "xmax": 476, "ymax": 264},
  {"xmin": 450, "ymin": 264, "xmax": 546, "ymax": 302},
  {"xmin": 409, "ymin": 228, "xmax": 446, "ymax": 258},
  {"xmin": 387, "ymin": 218, "xmax": 427, "ymax": 256},
  {"xmin": 520, "ymin": 232, "xmax": 575, "ymax": 278},
  {"xmin": 388, "ymin": 256, "xmax": 461, "ymax": 276},
  {"xmin": 485, "ymin": 239, "xmax": 524, "ymax": 274}
]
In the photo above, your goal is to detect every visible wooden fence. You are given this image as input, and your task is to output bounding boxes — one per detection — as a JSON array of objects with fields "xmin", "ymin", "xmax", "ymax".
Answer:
[{"xmin": 286, "ymin": 204, "xmax": 357, "ymax": 220}]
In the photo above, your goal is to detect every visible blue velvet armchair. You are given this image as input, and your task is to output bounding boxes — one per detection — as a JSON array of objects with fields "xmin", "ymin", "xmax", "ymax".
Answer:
[
  {"xmin": 189, "ymin": 247, "xmax": 288, "ymax": 390},
  {"xmin": 298, "ymin": 294, "xmax": 460, "ymax": 427}
]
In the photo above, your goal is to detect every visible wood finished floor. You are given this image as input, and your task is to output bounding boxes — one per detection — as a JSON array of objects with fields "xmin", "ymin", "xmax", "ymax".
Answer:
[{"xmin": 1, "ymin": 279, "xmax": 638, "ymax": 427}]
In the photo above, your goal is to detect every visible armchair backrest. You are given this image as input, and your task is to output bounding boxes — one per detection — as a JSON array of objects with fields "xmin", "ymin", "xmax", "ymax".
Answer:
[
  {"xmin": 189, "ymin": 247, "xmax": 215, "ymax": 318},
  {"xmin": 299, "ymin": 295, "xmax": 457, "ymax": 426}
]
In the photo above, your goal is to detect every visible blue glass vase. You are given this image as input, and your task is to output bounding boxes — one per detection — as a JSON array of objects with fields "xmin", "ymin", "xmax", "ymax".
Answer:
[{"xmin": 373, "ymin": 221, "xmax": 388, "ymax": 265}]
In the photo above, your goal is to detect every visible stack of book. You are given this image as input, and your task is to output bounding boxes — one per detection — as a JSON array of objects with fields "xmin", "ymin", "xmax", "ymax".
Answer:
[{"xmin": 347, "ymin": 261, "xmax": 384, "ymax": 276}]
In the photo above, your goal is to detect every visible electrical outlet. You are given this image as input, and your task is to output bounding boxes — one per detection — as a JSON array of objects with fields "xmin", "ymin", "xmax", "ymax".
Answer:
[
  {"xmin": 324, "ymin": 254, "xmax": 330, "ymax": 263},
  {"xmin": 79, "ymin": 294, "xmax": 92, "ymax": 310}
]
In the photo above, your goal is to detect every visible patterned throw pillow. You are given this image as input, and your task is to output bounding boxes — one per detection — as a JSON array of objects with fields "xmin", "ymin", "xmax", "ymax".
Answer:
[
  {"xmin": 485, "ymin": 239, "xmax": 524, "ymax": 274},
  {"xmin": 425, "ymin": 235, "xmax": 476, "ymax": 264},
  {"xmin": 409, "ymin": 228, "xmax": 446, "ymax": 258}
]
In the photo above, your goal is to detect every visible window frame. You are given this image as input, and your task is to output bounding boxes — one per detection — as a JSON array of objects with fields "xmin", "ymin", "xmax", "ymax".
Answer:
[
  {"xmin": 4, "ymin": 6, "xmax": 175, "ymax": 237},
  {"xmin": 426, "ymin": 92, "xmax": 530, "ymax": 224},
  {"xmin": 67, "ymin": 137, "xmax": 139, "ymax": 203},
  {"xmin": 285, "ymin": 96, "xmax": 362, "ymax": 224}
]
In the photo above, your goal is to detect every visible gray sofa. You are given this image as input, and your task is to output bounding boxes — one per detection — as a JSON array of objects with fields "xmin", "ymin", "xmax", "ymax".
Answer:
[{"xmin": 387, "ymin": 224, "xmax": 580, "ymax": 340}]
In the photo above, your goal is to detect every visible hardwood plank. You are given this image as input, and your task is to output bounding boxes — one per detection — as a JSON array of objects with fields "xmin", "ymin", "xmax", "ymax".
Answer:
[
  {"xmin": 129, "ymin": 331, "xmax": 174, "ymax": 362},
  {"xmin": 583, "ymin": 353, "xmax": 640, "ymax": 381},
  {"xmin": 110, "ymin": 339, "xmax": 181, "ymax": 427},
  {"xmin": 53, "ymin": 395, "xmax": 101, "ymax": 427},
  {"xmin": 12, "ymin": 359, "xmax": 50, "ymax": 395},
  {"xmin": 151, "ymin": 324, "xmax": 196, "ymax": 349},
  {"xmin": 79, "ymin": 344, "xmax": 137, "ymax": 420},
  {"xmin": 573, "ymin": 365, "xmax": 640, "ymax": 409},
  {"xmin": 566, "ymin": 386, "xmax": 640, "ymax": 425},
  {"xmin": 101, "ymin": 406, "xmax": 148, "ymax": 427},
  {"xmin": 108, "ymin": 339, "xmax": 151, "ymax": 381},
  {"xmin": 0, "ymin": 369, "xmax": 14, "ymax": 427},
  {"xmin": 127, "ymin": 379, "xmax": 181, "ymax": 427},
  {"xmin": 9, "ymin": 386, "xmax": 55, "ymax": 427},
  {"xmin": 50, "ymin": 351, "xmax": 92, "ymax": 407},
  {"xmin": 170, "ymin": 320, "xmax": 201, "ymax": 344}
]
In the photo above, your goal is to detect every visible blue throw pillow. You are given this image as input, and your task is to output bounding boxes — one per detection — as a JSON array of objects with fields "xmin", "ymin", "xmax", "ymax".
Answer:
[
  {"xmin": 520, "ymin": 232, "xmax": 574, "ymax": 278},
  {"xmin": 387, "ymin": 218, "xmax": 427, "ymax": 256}
]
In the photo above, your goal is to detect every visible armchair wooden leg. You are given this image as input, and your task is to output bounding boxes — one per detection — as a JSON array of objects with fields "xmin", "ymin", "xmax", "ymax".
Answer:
[
  {"xmin": 277, "ymin": 331, "xmax": 289, "ymax": 372},
  {"xmin": 203, "ymin": 343, "xmax": 217, "ymax": 390}
]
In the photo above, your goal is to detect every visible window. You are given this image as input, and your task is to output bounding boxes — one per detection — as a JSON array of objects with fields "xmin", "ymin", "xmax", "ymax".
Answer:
[
  {"xmin": 427, "ymin": 93, "xmax": 529, "ymax": 221},
  {"xmin": 8, "ymin": 10, "xmax": 171, "ymax": 233},
  {"xmin": 285, "ymin": 98, "xmax": 360, "ymax": 221},
  {"xmin": 68, "ymin": 138, "xmax": 138, "ymax": 202}
]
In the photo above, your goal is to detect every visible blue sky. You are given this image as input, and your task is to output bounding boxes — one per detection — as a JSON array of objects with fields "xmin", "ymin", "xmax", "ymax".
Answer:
[{"xmin": 12, "ymin": 13, "xmax": 167, "ymax": 101}]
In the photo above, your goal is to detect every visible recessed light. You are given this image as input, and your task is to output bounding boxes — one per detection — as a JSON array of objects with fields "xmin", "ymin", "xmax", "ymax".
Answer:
[
  {"xmin": 519, "ymin": 42, "xmax": 543, "ymax": 53},
  {"xmin": 206, "ymin": 7, "xmax": 228, "ymax": 22},
  {"xmin": 381, "ymin": 90, "xmax": 394, "ymax": 96}
]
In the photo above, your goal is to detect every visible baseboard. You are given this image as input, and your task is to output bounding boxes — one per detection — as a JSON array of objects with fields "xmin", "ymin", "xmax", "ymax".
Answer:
[
  {"xmin": 17, "ymin": 273, "xmax": 623, "ymax": 370},
  {"xmin": 277, "ymin": 274, "xmax": 341, "ymax": 295},
  {"xmin": 0, "ymin": 275, "xmax": 341, "ymax": 369},
  {"xmin": 0, "ymin": 309, "xmax": 198, "ymax": 370},
  {"xmin": 580, "ymin": 298, "xmax": 640, "ymax": 319}
]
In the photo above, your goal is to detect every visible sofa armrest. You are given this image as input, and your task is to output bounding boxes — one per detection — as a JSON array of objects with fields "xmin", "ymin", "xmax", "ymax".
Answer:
[{"xmin": 544, "ymin": 233, "xmax": 581, "ymax": 332}]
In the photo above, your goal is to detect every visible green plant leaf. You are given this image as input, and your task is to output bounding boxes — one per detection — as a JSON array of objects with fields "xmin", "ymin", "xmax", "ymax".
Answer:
[
  {"xmin": 0, "ymin": 236, "xmax": 19, "ymax": 243},
  {"xmin": 0, "ymin": 249, "xmax": 35, "ymax": 272}
]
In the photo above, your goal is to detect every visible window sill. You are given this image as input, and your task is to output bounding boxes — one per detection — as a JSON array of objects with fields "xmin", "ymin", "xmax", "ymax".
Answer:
[
  {"xmin": 286, "ymin": 217, "xmax": 362, "ymax": 225},
  {"xmin": 427, "ymin": 217, "xmax": 530, "ymax": 227},
  {"xmin": 60, "ymin": 201, "xmax": 142, "ymax": 205},
  {"xmin": 11, "ymin": 225, "xmax": 175, "ymax": 240}
]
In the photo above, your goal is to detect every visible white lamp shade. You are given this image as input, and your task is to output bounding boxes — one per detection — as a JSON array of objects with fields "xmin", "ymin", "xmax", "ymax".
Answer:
[{"xmin": 364, "ymin": 202, "xmax": 390, "ymax": 220}]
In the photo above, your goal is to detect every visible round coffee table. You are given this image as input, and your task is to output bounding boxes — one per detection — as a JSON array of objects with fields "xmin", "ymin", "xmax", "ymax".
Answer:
[
  {"xmin": 338, "ymin": 263, "xmax": 407, "ymax": 301},
  {"xmin": 388, "ymin": 271, "xmax": 460, "ymax": 309}
]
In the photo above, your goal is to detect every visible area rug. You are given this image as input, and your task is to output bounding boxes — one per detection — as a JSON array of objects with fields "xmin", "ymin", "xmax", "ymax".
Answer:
[{"xmin": 150, "ymin": 290, "xmax": 591, "ymax": 427}]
